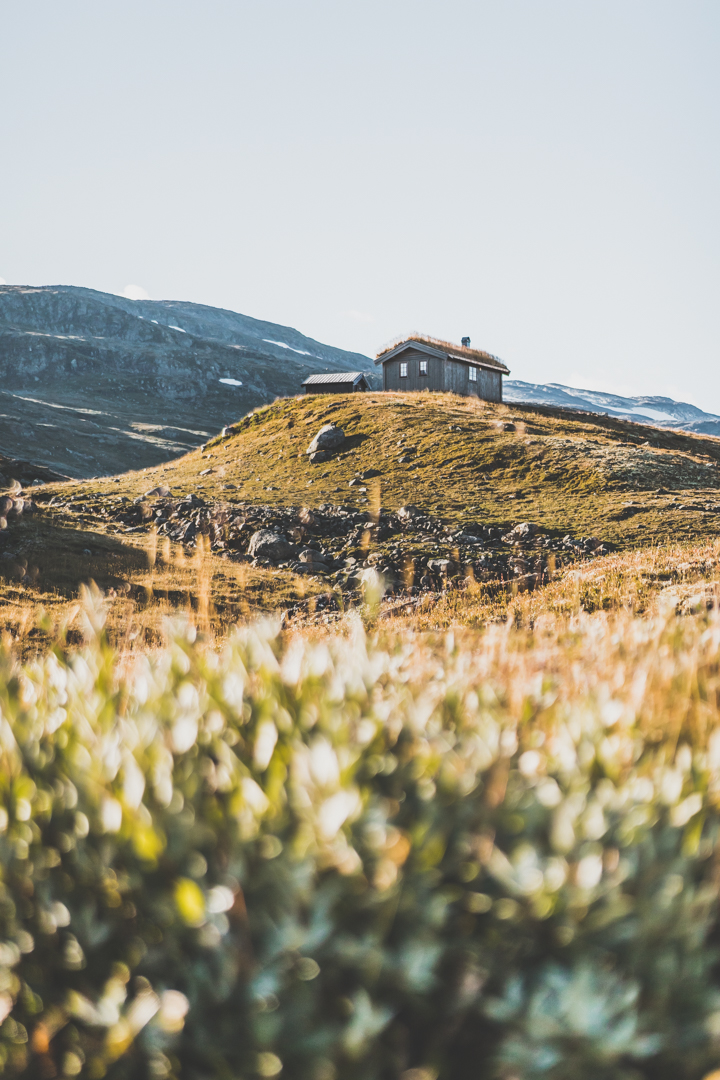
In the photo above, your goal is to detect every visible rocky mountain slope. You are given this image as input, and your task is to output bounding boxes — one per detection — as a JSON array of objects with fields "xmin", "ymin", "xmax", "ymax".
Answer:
[
  {"xmin": 0, "ymin": 285, "xmax": 374, "ymax": 477},
  {"xmin": 505, "ymin": 379, "xmax": 720, "ymax": 435}
]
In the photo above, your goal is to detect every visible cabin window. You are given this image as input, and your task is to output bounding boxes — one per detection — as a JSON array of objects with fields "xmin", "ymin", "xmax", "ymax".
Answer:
[
  {"xmin": 419, "ymin": 360, "xmax": 428, "ymax": 375},
  {"xmin": 400, "ymin": 362, "xmax": 408, "ymax": 378},
  {"xmin": 468, "ymin": 366, "xmax": 477, "ymax": 382}
]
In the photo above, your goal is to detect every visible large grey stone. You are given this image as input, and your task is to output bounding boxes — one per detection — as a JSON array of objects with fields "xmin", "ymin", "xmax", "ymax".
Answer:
[
  {"xmin": 248, "ymin": 529, "xmax": 296, "ymax": 562},
  {"xmin": 307, "ymin": 423, "xmax": 346, "ymax": 455}
]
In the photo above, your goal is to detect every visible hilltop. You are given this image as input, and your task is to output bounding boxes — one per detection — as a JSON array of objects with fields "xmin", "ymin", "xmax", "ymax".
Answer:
[
  {"xmin": 58, "ymin": 388, "xmax": 720, "ymax": 541},
  {"xmin": 0, "ymin": 285, "xmax": 374, "ymax": 476}
]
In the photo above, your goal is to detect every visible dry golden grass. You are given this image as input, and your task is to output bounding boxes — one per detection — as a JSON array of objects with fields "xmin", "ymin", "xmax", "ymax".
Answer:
[
  {"xmin": 373, "ymin": 537, "xmax": 720, "ymax": 633},
  {"xmin": 0, "ymin": 525, "xmax": 324, "ymax": 657}
]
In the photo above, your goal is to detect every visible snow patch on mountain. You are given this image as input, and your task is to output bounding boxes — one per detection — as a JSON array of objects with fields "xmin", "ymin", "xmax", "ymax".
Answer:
[{"xmin": 263, "ymin": 339, "xmax": 314, "ymax": 356}]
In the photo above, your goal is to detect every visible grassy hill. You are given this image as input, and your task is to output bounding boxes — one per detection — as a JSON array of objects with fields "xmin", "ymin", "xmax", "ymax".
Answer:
[
  {"xmin": 65, "ymin": 389, "xmax": 720, "ymax": 540},
  {"xmin": 2, "ymin": 389, "xmax": 720, "ymax": 650}
]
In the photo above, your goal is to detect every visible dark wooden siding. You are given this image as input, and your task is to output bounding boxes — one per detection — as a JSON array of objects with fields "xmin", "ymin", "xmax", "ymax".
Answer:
[
  {"xmin": 304, "ymin": 382, "xmax": 364, "ymax": 395},
  {"xmin": 382, "ymin": 349, "xmax": 503, "ymax": 402},
  {"xmin": 443, "ymin": 360, "xmax": 503, "ymax": 402},
  {"xmin": 382, "ymin": 348, "xmax": 445, "ymax": 392}
]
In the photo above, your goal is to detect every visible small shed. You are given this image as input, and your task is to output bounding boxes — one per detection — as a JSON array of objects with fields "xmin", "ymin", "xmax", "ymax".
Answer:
[
  {"xmin": 302, "ymin": 372, "xmax": 369, "ymax": 395},
  {"xmin": 375, "ymin": 334, "xmax": 509, "ymax": 402}
]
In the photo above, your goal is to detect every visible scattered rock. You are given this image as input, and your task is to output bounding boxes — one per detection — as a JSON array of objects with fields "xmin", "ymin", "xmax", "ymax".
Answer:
[
  {"xmin": 397, "ymin": 505, "xmax": 423, "ymax": 523},
  {"xmin": 299, "ymin": 548, "xmax": 329, "ymax": 566},
  {"xmin": 427, "ymin": 558, "xmax": 455, "ymax": 575}
]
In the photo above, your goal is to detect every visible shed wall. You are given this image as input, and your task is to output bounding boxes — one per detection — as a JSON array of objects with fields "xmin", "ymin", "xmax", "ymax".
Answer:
[{"xmin": 304, "ymin": 381, "xmax": 365, "ymax": 395}]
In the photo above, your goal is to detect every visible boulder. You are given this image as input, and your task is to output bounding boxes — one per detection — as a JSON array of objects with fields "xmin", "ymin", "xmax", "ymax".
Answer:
[
  {"xmin": 307, "ymin": 423, "xmax": 345, "ymax": 456},
  {"xmin": 309, "ymin": 450, "xmax": 332, "ymax": 464},
  {"xmin": 145, "ymin": 485, "xmax": 171, "ymax": 498},
  {"xmin": 248, "ymin": 529, "xmax": 296, "ymax": 563},
  {"xmin": 508, "ymin": 522, "xmax": 539, "ymax": 540}
]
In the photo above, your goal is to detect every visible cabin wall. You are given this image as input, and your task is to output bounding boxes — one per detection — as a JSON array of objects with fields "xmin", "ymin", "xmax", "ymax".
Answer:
[
  {"xmin": 382, "ymin": 348, "xmax": 445, "ymax": 392},
  {"xmin": 478, "ymin": 368, "xmax": 502, "ymax": 402},
  {"xmin": 442, "ymin": 362, "xmax": 503, "ymax": 402},
  {"xmin": 381, "ymin": 351, "xmax": 503, "ymax": 401}
]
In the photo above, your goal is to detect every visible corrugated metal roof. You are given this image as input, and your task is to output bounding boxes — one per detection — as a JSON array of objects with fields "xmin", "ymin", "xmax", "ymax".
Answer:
[{"xmin": 301, "ymin": 371, "xmax": 367, "ymax": 385}]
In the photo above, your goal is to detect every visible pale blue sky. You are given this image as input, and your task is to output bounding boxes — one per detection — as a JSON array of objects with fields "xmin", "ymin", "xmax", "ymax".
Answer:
[{"xmin": 2, "ymin": 1, "xmax": 719, "ymax": 405}]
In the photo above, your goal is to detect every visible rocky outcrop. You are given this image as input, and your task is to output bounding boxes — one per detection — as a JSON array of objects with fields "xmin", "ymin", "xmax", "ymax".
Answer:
[{"xmin": 39, "ymin": 492, "xmax": 613, "ymax": 616}]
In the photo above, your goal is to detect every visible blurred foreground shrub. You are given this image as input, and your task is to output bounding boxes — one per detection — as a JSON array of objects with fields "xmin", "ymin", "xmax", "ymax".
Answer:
[{"xmin": 1, "ymin": 595, "xmax": 720, "ymax": 1078}]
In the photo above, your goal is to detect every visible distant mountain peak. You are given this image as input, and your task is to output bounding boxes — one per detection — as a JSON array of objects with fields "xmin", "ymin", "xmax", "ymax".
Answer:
[{"xmin": 504, "ymin": 379, "xmax": 720, "ymax": 435}]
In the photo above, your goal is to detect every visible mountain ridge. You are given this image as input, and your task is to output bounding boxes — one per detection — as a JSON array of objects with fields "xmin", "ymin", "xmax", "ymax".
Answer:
[
  {"xmin": 0, "ymin": 284, "xmax": 374, "ymax": 477},
  {"xmin": 505, "ymin": 379, "xmax": 720, "ymax": 436}
]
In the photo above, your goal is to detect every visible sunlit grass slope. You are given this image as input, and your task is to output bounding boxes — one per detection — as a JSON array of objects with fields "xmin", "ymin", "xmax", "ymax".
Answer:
[{"xmin": 57, "ymin": 391, "xmax": 720, "ymax": 549}]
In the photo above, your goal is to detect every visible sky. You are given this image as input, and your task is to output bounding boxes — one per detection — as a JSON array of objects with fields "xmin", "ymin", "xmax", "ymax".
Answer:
[{"xmin": 1, "ymin": 1, "xmax": 719, "ymax": 406}]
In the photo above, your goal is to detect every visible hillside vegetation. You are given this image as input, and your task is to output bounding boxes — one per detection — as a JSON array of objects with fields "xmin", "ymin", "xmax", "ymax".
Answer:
[{"xmin": 1, "ymin": 391, "xmax": 720, "ymax": 650}]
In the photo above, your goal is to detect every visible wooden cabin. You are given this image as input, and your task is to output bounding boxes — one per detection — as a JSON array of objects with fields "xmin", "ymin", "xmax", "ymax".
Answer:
[
  {"xmin": 375, "ymin": 334, "xmax": 509, "ymax": 402},
  {"xmin": 302, "ymin": 372, "xmax": 370, "ymax": 394}
]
